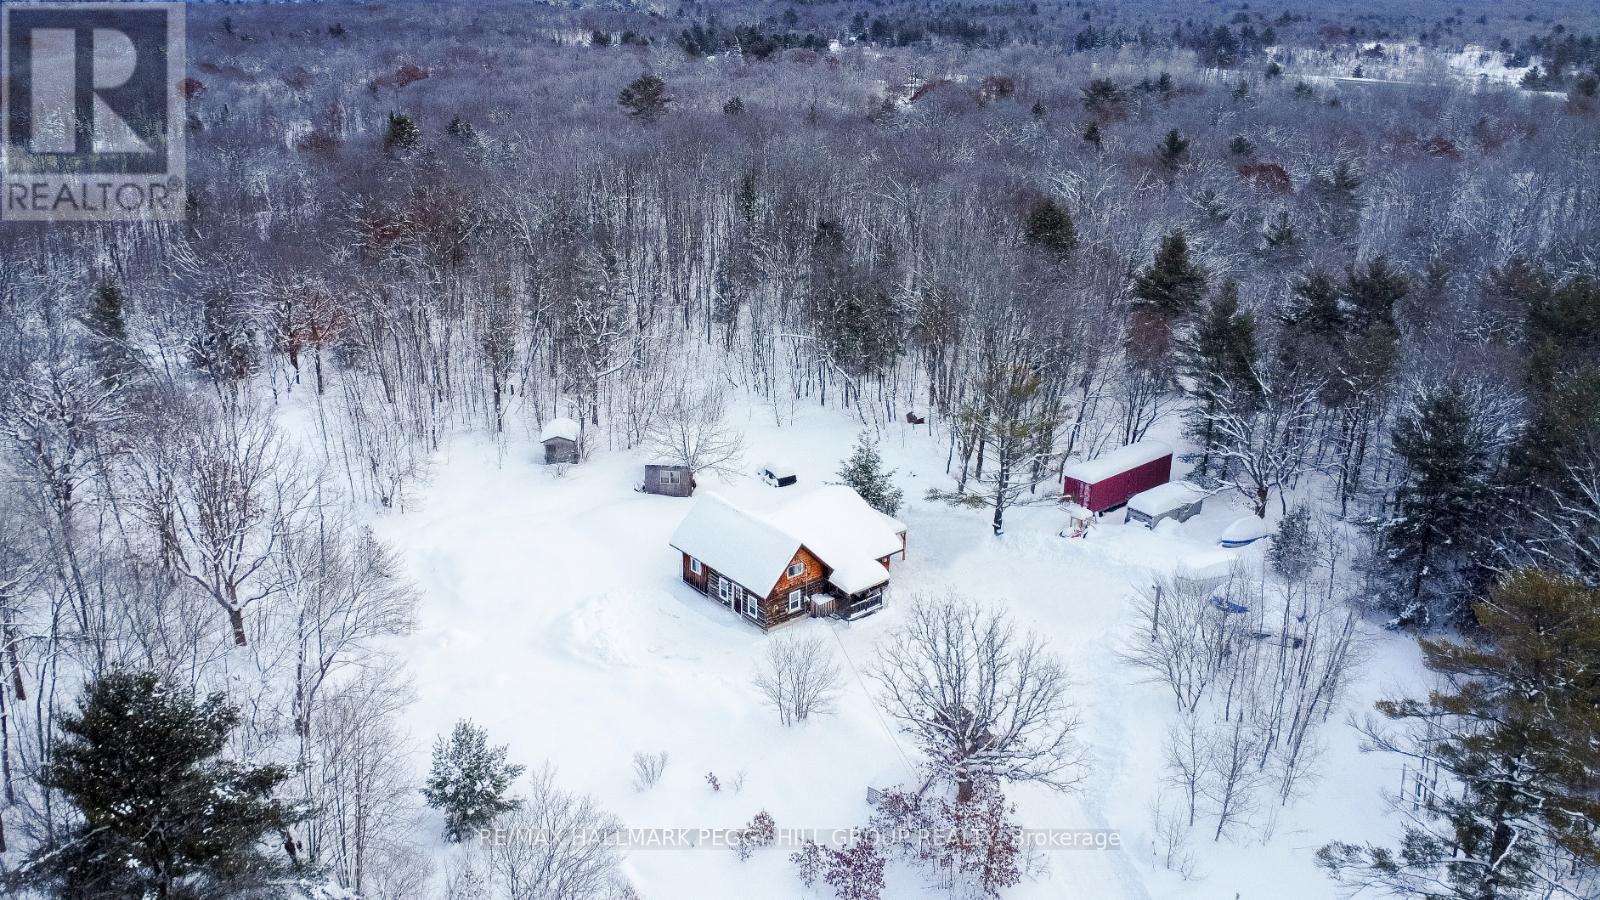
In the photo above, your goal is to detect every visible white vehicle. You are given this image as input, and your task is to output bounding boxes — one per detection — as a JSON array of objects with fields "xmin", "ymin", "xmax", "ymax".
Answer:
[{"xmin": 758, "ymin": 461, "xmax": 798, "ymax": 487}]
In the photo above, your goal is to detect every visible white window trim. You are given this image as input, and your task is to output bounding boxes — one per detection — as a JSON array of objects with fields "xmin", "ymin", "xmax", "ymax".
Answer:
[
  {"xmin": 717, "ymin": 578, "xmax": 734, "ymax": 604},
  {"xmin": 787, "ymin": 561, "xmax": 805, "ymax": 579},
  {"xmin": 744, "ymin": 593, "xmax": 761, "ymax": 620},
  {"xmin": 689, "ymin": 557, "xmax": 702, "ymax": 575},
  {"xmin": 787, "ymin": 589, "xmax": 804, "ymax": 613}
]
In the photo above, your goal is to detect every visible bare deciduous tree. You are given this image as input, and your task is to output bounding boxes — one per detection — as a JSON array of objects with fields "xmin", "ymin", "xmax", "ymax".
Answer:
[
  {"xmin": 484, "ymin": 766, "xmax": 625, "ymax": 900},
  {"xmin": 869, "ymin": 594, "xmax": 1083, "ymax": 801},
  {"xmin": 753, "ymin": 633, "xmax": 843, "ymax": 727},
  {"xmin": 643, "ymin": 385, "xmax": 745, "ymax": 477},
  {"xmin": 170, "ymin": 401, "xmax": 313, "ymax": 645}
]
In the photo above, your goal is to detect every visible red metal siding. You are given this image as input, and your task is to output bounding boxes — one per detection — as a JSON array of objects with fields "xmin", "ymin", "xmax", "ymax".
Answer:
[{"xmin": 1064, "ymin": 453, "xmax": 1173, "ymax": 512}]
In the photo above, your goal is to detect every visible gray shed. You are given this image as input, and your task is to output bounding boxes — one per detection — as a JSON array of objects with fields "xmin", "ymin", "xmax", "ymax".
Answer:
[
  {"xmin": 643, "ymin": 464, "xmax": 695, "ymax": 497},
  {"xmin": 540, "ymin": 417, "xmax": 581, "ymax": 465},
  {"xmin": 1125, "ymin": 482, "xmax": 1206, "ymax": 528}
]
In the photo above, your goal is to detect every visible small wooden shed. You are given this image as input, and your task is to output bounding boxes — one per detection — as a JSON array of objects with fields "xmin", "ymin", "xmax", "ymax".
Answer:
[
  {"xmin": 540, "ymin": 418, "xmax": 581, "ymax": 464},
  {"xmin": 643, "ymin": 464, "xmax": 695, "ymax": 497}
]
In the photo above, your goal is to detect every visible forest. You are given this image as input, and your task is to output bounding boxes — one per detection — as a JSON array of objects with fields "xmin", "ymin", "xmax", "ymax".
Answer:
[{"xmin": 0, "ymin": 0, "xmax": 1597, "ymax": 897}]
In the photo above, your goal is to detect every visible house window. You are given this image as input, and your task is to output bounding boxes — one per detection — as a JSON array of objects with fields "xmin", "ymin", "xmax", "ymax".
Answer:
[
  {"xmin": 787, "ymin": 590, "xmax": 804, "ymax": 613},
  {"xmin": 717, "ymin": 578, "xmax": 734, "ymax": 605},
  {"xmin": 689, "ymin": 557, "xmax": 702, "ymax": 575},
  {"xmin": 787, "ymin": 561, "xmax": 805, "ymax": 579},
  {"xmin": 663, "ymin": 469, "xmax": 679, "ymax": 485},
  {"xmin": 744, "ymin": 593, "xmax": 761, "ymax": 620}
]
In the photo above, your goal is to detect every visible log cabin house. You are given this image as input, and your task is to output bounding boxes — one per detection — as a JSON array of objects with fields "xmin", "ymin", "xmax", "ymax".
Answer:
[{"xmin": 668, "ymin": 486, "xmax": 907, "ymax": 629}]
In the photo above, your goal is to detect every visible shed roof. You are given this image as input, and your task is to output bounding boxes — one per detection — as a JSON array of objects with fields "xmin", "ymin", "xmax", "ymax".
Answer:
[
  {"xmin": 540, "ymin": 417, "xmax": 581, "ymax": 443},
  {"xmin": 828, "ymin": 556, "xmax": 891, "ymax": 594},
  {"xmin": 1063, "ymin": 440, "xmax": 1172, "ymax": 484},
  {"xmin": 1128, "ymin": 482, "xmax": 1205, "ymax": 516}
]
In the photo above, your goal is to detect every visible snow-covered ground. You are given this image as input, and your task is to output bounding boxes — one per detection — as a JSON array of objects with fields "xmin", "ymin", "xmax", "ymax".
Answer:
[{"xmin": 369, "ymin": 400, "xmax": 1429, "ymax": 898}]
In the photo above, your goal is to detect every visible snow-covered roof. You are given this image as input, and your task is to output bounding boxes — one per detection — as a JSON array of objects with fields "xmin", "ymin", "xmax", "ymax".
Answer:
[
  {"xmin": 760, "ymin": 460, "xmax": 797, "ymax": 477},
  {"xmin": 769, "ymin": 484, "xmax": 906, "ymax": 562},
  {"xmin": 669, "ymin": 494, "xmax": 802, "ymax": 597},
  {"xmin": 1063, "ymin": 441, "xmax": 1172, "ymax": 484},
  {"xmin": 1128, "ymin": 482, "xmax": 1205, "ymax": 516},
  {"xmin": 1220, "ymin": 517, "xmax": 1270, "ymax": 544},
  {"xmin": 540, "ymin": 417, "xmax": 580, "ymax": 443},
  {"xmin": 828, "ymin": 556, "xmax": 890, "ymax": 594},
  {"xmin": 669, "ymin": 485, "xmax": 906, "ymax": 598}
]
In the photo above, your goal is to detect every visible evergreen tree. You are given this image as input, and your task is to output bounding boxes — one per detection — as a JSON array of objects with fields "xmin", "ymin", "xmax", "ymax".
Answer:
[
  {"xmin": 1080, "ymin": 78, "xmax": 1128, "ymax": 118},
  {"xmin": 83, "ymin": 282, "xmax": 139, "ymax": 383},
  {"xmin": 836, "ymin": 431, "xmax": 903, "ymax": 516},
  {"xmin": 1180, "ymin": 281, "xmax": 1258, "ymax": 479},
  {"xmin": 1082, "ymin": 122, "xmax": 1102, "ymax": 148},
  {"xmin": 618, "ymin": 74, "xmax": 672, "ymax": 123},
  {"xmin": 383, "ymin": 111, "xmax": 420, "ymax": 153},
  {"xmin": 1132, "ymin": 229, "xmax": 1207, "ymax": 321},
  {"xmin": 423, "ymin": 719, "xmax": 525, "ymax": 842},
  {"xmin": 1320, "ymin": 570, "xmax": 1600, "ymax": 897},
  {"xmin": 1158, "ymin": 128, "xmax": 1190, "ymax": 169},
  {"xmin": 1276, "ymin": 270, "xmax": 1343, "ymax": 381},
  {"xmin": 1309, "ymin": 160, "xmax": 1363, "ymax": 238},
  {"xmin": 1022, "ymin": 199, "xmax": 1077, "ymax": 258},
  {"xmin": 1343, "ymin": 256, "xmax": 1408, "ymax": 334},
  {"xmin": 1269, "ymin": 503, "xmax": 1318, "ymax": 583},
  {"xmin": 13, "ymin": 671, "xmax": 300, "ymax": 898},
  {"xmin": 1380, "ymin": 383, "xmax": 1495, "ymax": 625}
]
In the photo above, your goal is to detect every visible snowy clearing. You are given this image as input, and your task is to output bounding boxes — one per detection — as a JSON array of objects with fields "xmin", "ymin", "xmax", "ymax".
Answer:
[{"xmin": 373, "ymin": 401, "xmax": 1426, "ymax": 899}]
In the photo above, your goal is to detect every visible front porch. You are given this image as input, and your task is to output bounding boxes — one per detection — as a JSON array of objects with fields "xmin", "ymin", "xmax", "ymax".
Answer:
[{"xmin": 810, "ymin": 583, "xmax": 886, "ymax": 622}]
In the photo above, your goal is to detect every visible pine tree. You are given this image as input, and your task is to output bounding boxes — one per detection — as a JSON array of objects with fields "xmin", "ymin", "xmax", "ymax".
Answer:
[
  {"xmin": 836, "ymin": 431, "xmax": 903, "ymax": 516},
  {"xmin": 1132, "ymin": 229, "xmax": 1207, "ymax": 321},
  {"xmin": 1080, "ymin": 78, "xmax": 1128, "ymax": 118},
  {"xmin": 83, "ymin": 282, "xmax": 139, "ymax": 383},
  {"xmin": 1380, "ymin": 383, "xmax": 1494, "ymax": 625},
  {"xmin": 1343, "ymin": 256, "xmax": 1408, "ymax": 334},
  {"xmin": 618, "ymin": 74, "xmax": 672, "ymax": 123},
  {"xmin": 13, "ymin": 671, "xmax": 300, "ymax": 897},
  {"xmin": 384, "ymin": 111, "xmax": 421, "ymax": 152},
  {"xmin": 1022, "ymin": 199, "xmax": 1077, "ymax": 258},
  {"xmin": 423, "ymin": 719, "xmax": 525, "ymax": 842},
  {"xmin": 1158, "ymin": 128, "xmax": 1190, "ymax": 169},
  {"xmin": 1180, "ymin": 281, "xmax": 1258, "ymax": 479},
  {"xmin": 1320, "ymin": 570, "xmax": 1600, "ymax": 897},
  {"xmin": 1082, "ymin": 122, "xmax": 1102, "ymax": 148},
  {"xmin": 1268, "ymin": 503, "xmax": 1318, "ymax": 582},
  {"xmin": 1276, "ymin": 269, "xmax": 1345, "ymax": 388}
]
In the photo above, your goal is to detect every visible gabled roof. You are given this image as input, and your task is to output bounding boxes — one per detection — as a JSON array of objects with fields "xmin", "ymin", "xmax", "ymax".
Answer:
[
  {"xmin": 769, "ymin": 484, "xmax": 905, "ymax": 563},
  {"xmin": 669, "ymin": 494, "xmax": 802, "ymax": 597},
  {"xmin": 669, "ymin": 486, "xmax": 904, "ymax": 598}
]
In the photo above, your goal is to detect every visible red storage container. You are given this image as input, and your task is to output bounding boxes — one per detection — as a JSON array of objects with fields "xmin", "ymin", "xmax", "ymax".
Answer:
[{"xmin": 1063, "ymin": 441, "xmax": 1174, "ymax": 513}]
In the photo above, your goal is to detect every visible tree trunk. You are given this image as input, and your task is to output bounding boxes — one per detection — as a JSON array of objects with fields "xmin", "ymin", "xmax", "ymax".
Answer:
[{"xmin": 229, "ymin": 607, "xmax": 248, "ymax": 646}]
